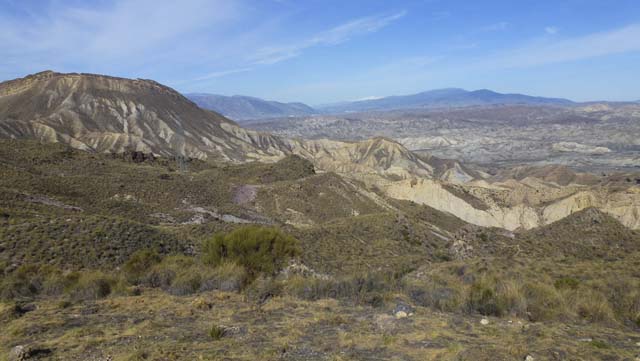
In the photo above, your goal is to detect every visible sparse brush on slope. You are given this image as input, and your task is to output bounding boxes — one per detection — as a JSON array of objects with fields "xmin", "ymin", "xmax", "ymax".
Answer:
[{"xmin": 201, "ymin": 226, "xmax": 300, "ymax": 277}]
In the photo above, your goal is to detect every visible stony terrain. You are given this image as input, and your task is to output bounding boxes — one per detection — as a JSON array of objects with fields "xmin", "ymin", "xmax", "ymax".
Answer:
[
  {"xmin": 1, "ymin": 71, "xmax": 640, "ymax": 360},
  {"xmin": 246, "ymin": 105, "xmax": 640, "ymax": 172},
  {"xmin": 1, "ymin": 71, "xmax": 639, "ymax": 231},
  {"xmin": 1, "ymin": 140, "xmax": 640, "ymax": 361}
]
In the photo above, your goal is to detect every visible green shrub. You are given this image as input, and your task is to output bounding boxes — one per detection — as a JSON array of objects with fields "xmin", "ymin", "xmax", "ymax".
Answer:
[
  {"xmin": 70, "ymin": 272, "xmax": 113, "ymax": 301},
  {"xmin": 405, "ymin": 273, "xmax": 465, "ymax": 313},
  {"xmin": 42, "ymin": 271, "xmax": 79, "ymax": 296},
  {"xmin": 468, "ymin": 277, "xmax": 500, "ymax": 316},
  {"xmin": 141, "ymin": 255, "xmax": 194, "ymax": 289},
  {"xmin": 168, "ymin": 269, "xmax": 202, "ymax": 296},
  {"xmin": 554, "ymin": 277, "xmax": 580, "ymax": 290},
  {"xmin": 281, "ymin": 273, "xmax": 395, "ymax": 307},
  {"xmin": 589, "ymin": 340, "xmax": 610, "ymax": 349},
  {"xmin": 124, "ymin": 249, "xmax": 161, "ymax": 284},
  {"xmin": 574, "ymin": 289, "xmax": 615, "ymax": 324},
  {"xmin": 209, "ymin": 325, "xmax": 226, "ymax": 340},
  {"xmin": 524, "ymin": 282, "xmax": 565, "ymax": 322},
  {"xmin": 496, "ymin": 279, "xmax": 527, "ymax": 317},
  {"xmin": 0, "ymin": 265, "xmax": 44, "ymax": 300},
  {"xmin": 202, "ymin": 226, "xmax": 300, "ymax": 276},
  {"xmin": 199, "ymin": 262, "xmax": 248, "ymax": 292}
]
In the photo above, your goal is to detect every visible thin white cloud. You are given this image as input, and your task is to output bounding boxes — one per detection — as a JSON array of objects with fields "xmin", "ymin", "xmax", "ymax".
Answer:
[
  {"xmin": 493, "ymin": 23, "xmax": 640, "ymax": 68},
  {"xmin": 353, "ymin": 95, "xmax": 384, "ymax": 101},
  {"xmin": 268, "ymin": 24, "xmax": 640, "ymax": 103},
  {"xmin": 0, "ymin": 0, "xmax": 241, "ymax": 76},
  {"xmin": 545, "ymin": 26, "xmax": 559, "ymax": 35},
  {"xmin": 249, "ymin": 10, "xmax": 407, "ymax": 65},
  {"xmin": 193, "ymin": 67, "xmax": 254, "ymax": 81}
]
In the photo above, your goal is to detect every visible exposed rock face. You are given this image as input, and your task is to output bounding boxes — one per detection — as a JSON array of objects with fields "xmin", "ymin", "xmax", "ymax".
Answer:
[
  {"xmin": 292, "ymin": 137, "xmax": 435, "ymax": 180},
  {"xmin": 383, "ymin": 177, "xmax": 640, "ymax": 230},
  {"xmin": 247, "ymin": 104, "xmax": 640, "ymax": 171},
  {"xmin": 385, "ymin": 178, "xmax": 540, "ymax": 230},
  {"xmin": 0, "ymin": 71, "xmax": 290, "ymax": 162},
  {"xmin": 0, "ymin": 72, "xmax": 436, "ymax": 178},
  {"xmin": 2, "ymin": 71, "xmax": 638, "ymax": 231}
]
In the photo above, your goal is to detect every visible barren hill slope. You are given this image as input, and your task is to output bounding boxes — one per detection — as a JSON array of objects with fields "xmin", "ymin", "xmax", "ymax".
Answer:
[
  {"xmin": 0, "ymin": 71, "xmax": 291, "ymax": 162},
  {"xmin": 0, "ymin": 71, "xmax": 439, "ymax": 180},
  {"xmin": 2, "ymin": 71, "xmax": 639, "ymax": 231}
]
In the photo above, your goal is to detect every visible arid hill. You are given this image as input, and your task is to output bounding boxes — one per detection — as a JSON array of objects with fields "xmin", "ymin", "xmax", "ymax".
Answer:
[{"xmin": 1, "ymin": 71, "xmax": 639, "ymax": 231}]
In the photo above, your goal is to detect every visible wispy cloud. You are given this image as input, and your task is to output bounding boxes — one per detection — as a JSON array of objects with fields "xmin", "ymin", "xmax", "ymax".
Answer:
[
  {"xmin": 545, "ymin": 26, "xmax": 559, "ymax": 35},
  {"xmin": 270, "ymin": 23, "xmax": 640, "ymax": 103},
  {"xmin": 192, "ymin": 67, "xmax": 254, "ymax": 81},
  {"xmin": 0, "ymin": 0, "xmax": 240, "ymax": 76},
  {"xmin": 353, "ymin": 95, "xmax": 385, "ymax": 101},
  {"xmin": 493, "ymin": 23, "xmax": 640, "ymax": 68},
  {"xmin": 249, "ymin": 10, "xmax": 407, "ymax": 65}
]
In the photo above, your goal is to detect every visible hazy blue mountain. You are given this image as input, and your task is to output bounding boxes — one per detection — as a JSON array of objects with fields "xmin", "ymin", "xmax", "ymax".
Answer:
[
  {"xmin": 187, "ymin": 93, "xmax": 317, "ymax": 121},
  {"xmin": 318, "ymin": 88, "xmax": 574, "ymax": 113}
]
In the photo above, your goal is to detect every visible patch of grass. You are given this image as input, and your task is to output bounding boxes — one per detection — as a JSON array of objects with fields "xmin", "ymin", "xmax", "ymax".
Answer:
[
  {"xmin": 245, "ymin": 276, "xmax": 283, "ymax": 304},
  {"xmin": 468, "ymin": 276, "xmax": 500, "ymax": 316},
  {"xmin": 209, "ymin": 325, "xmax": 226, "ymax": 340},
  {"xmin": 589, "ymin": 340, "xmax": 610, "ymax": 349},
  {"xmin": 554, "ymin": 277, "xmax": 580, "ymax": 290},
  {"xmin": 199, "ymin": 261, "xmax": 248, "ymax": 292},
  {"xmin": 574, "ymin": 288, "xmax": 615, "ymax": 324},
  {"xmin": 123, "ymin": 249, "xmax": 161, "ymax": 284},
  {"xmin": 168, "ymin": 271, "xmax": 202, "ymax": 296},
  {"xmin": 126, "ymin": 350, "xmax": 150, "ymax": 360},
  {"xmin": 405, "ymin": 274, "xmax": 465, "ymax": 313},
  {"xmin": 69, "ymin": 271, "xmax": 113, "ymax": 301},
  {"xmin": 496, "ymin": 279, "xmax": 527, "ymax": 317}
]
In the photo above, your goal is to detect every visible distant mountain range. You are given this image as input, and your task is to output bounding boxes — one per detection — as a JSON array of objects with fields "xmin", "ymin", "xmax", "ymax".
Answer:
[
  {"xmin": 186, "ymin": 93, "xmax": 317, "ymax": 121},
  {"xmin": 186, "ymin": 88, "xmax": 577, "ymax": 119},
  {"xmin": 2, "ymin": 71, "xmax": 639, "ymax": 232},
  {"xmin": 318, "ymin": 88, "xmax": 575, "ymax": 113}
]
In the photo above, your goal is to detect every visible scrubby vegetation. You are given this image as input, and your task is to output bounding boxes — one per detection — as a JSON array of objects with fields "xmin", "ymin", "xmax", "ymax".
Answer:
[
  {"xmin": 208, "ymin": 324, "xmax": 226, "ymax": 341},
  {"xmin": 3, "ymin": 245, "xmax": 640, "ymax": 331},
  {"xmin": 202, "ymin": 226, "xmax": 299, "ymax": 276},
  {"xmin": 2, "ymin": 140, "xmax": 640, "ymax": 360}
]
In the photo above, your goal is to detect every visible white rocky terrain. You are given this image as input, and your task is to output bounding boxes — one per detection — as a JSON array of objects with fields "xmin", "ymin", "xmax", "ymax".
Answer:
[
  {"xmin": 246, "ymin": 105, "xmax": 640, "ymax": 172},
  {"xmin": 1, "ymin": 71, "xmax": 639, "ymax": 231}
]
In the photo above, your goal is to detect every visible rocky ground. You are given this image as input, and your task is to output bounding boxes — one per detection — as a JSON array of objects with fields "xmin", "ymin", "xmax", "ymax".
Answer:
[
  {"xmin": 2, "ymin": 287, "xmax": 640, "ymax": 361},
  {"xmin": 245, "ymin": 104, "xmax": 640, "ymax": 173},
  {"xmin": 2, "ymin": 73, "xmax": 640, "ymax": 361}
]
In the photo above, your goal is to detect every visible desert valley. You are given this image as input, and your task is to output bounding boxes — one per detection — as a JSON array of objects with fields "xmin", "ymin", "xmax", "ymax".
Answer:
[{"xmin": 1, "ymin": 1, "xmax": 640, "ymax": 360}]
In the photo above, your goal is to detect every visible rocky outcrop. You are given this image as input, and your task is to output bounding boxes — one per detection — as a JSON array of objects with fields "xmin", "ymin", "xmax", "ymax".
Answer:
[
  {"xmin": 382, "ymin": 178, "xmax": 640, "ymax": 230},
  {"xmin": 2, "ymin": 71, "xmax": 638, "ymax": 231},
  {"xmin": 0, "ymin": 71, "xmax": 289, "ymax": 162},
  {"xmin": 384, "ymin": 179, "xmax": 540, "ymax": 230},
  {"xmin": 0, "ymin": 72, "xmax": 436, "ymax": 180}
]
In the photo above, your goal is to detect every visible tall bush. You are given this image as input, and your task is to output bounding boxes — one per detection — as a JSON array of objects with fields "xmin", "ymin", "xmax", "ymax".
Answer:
[{"xmin": 202, "ymin": 226, "xmax": 300, "ymax": 276}]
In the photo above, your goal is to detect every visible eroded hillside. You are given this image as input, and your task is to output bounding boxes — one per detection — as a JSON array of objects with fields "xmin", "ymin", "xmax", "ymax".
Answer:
[{"xmin": 1, "ymin": 71, "xmax": 639, "ymax": 232}]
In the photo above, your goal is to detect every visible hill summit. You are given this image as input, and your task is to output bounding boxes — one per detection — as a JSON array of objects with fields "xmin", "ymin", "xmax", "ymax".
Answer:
[{"xmin": 0, "ymin": 71, "xmax": 289, "ymax": 162}]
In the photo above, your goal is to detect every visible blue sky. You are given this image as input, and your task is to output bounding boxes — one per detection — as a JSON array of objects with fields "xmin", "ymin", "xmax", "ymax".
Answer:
[{"xmin": 1, "ymin": 0, "xmax": 639, "ymax": 104}]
